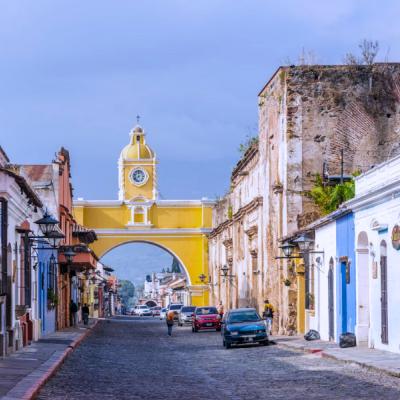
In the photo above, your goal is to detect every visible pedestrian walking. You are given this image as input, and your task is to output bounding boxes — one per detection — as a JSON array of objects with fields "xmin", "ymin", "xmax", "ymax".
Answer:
[
  {"xmin": 82, "ymin": 303, "xmax": 90, "ymax": 325},
  {"xmin": 166, "ymin": 309, "xmax": 175, "ymax": 336},
  {"xmin": 263, "ymin": 299, "xmax": 274, "ymax": 335},
  {"xmin": 70, "ymin": 300, "xmax": 78, "ymax": 327},
  {"xmin": 217, "ymin": 301, "xmax": 224, "ymax": 319}
]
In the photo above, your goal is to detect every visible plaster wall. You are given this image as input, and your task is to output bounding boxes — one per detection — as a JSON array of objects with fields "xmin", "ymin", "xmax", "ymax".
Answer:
[
  {"xmin": 355, "ymin": 196, "xmax": 400, "ymax": 354},
  {"xmin": 310, "ymin": 222, "xmax": 337, "ymax": 341}
]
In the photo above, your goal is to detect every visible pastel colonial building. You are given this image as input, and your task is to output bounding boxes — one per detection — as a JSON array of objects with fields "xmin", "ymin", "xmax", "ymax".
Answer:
[
  {"xmin": 0, "ymin": 146, "xmax": 43, "ymax": 353},
  {"xmin": 288, "ymin": 154, "xmax": 400, "ymax": 354},
  {"xmin": 347, "ymin": 154, "xmax": 400, "ymax": 353}
]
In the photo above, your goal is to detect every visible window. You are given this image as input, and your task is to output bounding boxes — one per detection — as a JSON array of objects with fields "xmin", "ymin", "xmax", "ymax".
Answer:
[{"xmin": 137, "ymin": 135, "xmax": 141, "ymax": 142}]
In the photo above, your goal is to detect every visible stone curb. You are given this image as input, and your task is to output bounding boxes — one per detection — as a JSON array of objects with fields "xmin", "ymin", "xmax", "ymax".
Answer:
[
  {"xmin": 320, "ymin": 351, "xmax": 400, "ymax": 379},
  {"xmin": 276, "ymin": 340, "xmax": 400, "ymax": 379},
  {"xmin": 2, "ymin": 320, "xmax": 99, "ymax": 400}
]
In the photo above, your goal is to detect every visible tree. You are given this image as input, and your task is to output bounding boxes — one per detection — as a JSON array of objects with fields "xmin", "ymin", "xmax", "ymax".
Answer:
[
  {"xmin": 308, "ymin": 174, "xmax": 356, "ymax": 215},
  {"xmin": 118, "ymin": 280, "xmax": 135, "ymax": 307},
  {"xmin": 238, "ymin": 135, "xmax": 259, "ymax": 155},
  {"xmin": 344, "ymin": 39, "xmax": 380, "ymax": 65},
  {"xmin": 171, "ymin": 257, "xmax": 181, "ymax": 273}
]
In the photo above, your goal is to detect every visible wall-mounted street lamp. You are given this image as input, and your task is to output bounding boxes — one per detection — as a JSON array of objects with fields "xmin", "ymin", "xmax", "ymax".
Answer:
[
  {"xmin": 220, "ymin": 264, "xmax": 235, "ymax": 281},
  {"xmin": 198, "ymin": 273, "xmax": 207, "ymax": 283},
  {"xmin": 293, "ymin": 233, "xmax": 313, "ymax": 253},
  {"xmin": 34, "ymin": 212, "xmax": 59, "ymax": 236},
  {"xmin": 279, "ymin": 240, "xmax": 296, "ymax": 258},
  {"xmin": 63, "ymin": 247, "xmax": 76, "ymax": 264}
]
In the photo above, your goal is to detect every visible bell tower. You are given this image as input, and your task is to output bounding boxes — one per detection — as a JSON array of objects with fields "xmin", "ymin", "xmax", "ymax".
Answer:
[{"xmin": 118, "ymin": 124, "xmax": 157, "ymax": 205}]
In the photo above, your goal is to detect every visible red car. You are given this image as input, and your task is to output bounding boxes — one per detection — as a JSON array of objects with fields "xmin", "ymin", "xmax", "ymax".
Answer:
[{"xmin": 192, "ymin": 306, "xmax": 221, "ymax": 332}]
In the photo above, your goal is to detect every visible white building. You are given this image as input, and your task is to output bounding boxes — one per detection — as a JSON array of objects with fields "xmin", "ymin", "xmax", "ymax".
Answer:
[
  {"xmin": 347, "ymin": 154, "xmax": 400, "ymax": 354},
  {"xmin": 0, "ymin": 147, "xmax": 44, "ymax": 353}
]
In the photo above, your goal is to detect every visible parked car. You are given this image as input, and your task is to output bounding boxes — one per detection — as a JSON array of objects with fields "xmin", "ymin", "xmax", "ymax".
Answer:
[
  {"xmin": 221, "ymin": 308, "xmax": 268, "ymax": 349},
  {"xmin": 135, "ymin": 305, "xmax": 152, "ymax": 316},
  {"xmin": 178, "ymin": 306, "xmax": 196, "ymax": 326},
  {"xmin": 159, "ymin": 307, "xmax": 167, "ymax": 320},
  {"xmin": 128, "ymin": 307, "xmax": 136, "ymax": 315},
  {"xmin": 168, "ymin": 304, "xmax": 184, "ymax": 320},
  {"xmin": 192, "ymin": 306, "xmax": 221, "ymax": 332},
  {"xmin": 151, "ymin": 306, "xmax": 162, "ymax": 317}
]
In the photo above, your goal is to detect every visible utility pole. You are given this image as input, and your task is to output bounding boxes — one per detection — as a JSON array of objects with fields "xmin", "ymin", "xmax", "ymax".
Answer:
[{"xmin": 340, "ymin": 149, "xmax": 344, "ymax": 184}]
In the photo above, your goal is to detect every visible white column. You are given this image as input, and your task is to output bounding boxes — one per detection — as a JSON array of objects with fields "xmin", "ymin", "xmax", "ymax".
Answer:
[{"xmin": 130, "ymin": 206, "xmax": 136, "ymax": 224}]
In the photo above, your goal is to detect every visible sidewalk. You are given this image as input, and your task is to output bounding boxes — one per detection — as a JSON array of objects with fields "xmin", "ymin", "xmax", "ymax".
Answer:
[
  {"xmin": 0, "ymin": 319, "xmax": 98, "ymax": 400},
  {"xmin": 273, "ymin": 335, "xmax": 400, "ymax": 378}
]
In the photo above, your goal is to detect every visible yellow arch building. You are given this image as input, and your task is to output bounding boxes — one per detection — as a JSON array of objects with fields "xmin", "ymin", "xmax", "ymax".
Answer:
[{"xmin": 73, "ymin": 124, "xmax": 214, "ymax": 305}]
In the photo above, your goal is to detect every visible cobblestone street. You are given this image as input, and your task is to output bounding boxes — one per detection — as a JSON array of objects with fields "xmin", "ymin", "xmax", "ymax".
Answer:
[{"xmin": 35, "ymin": 317, "xmax": 400, "ymax": 400}]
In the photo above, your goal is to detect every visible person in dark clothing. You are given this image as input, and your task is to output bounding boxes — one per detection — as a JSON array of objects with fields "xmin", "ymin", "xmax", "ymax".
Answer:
[
  {"xmin": 166, "ymin": 310, "xmax": 175, "ymax": 336},
  {"xmin": 70, "ymin": 300, "xmax": 78, "ymax": 327},
  {"xmin": 82, "ymin": 304, "xmax": 90, "ymax": 325}
]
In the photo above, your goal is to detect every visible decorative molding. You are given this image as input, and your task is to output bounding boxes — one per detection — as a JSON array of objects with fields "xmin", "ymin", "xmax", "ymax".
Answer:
[
  {"xmin": 94, "ymin": 228, "xmax": 212, "ymax": 235},
  {"xmin": 245, "ymin": 225, "xmax": 258, "ymax": 238},
  {"xmin": 208, "ymin": 197, "xmax": 263, "ymax": 238}
]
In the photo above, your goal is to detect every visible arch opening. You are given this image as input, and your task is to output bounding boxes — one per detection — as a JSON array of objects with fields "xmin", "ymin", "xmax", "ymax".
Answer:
[{"xmin": 100, "ymin": 241, "xmax": 191, "ymax": 312}]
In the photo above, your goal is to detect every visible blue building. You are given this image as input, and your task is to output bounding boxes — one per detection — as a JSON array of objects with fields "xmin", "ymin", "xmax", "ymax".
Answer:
[
  {"xmin": 335, "ymin": 212, "xmax": 356, "ymax": 338},
  {"xmin": 38, "ymin": 245, "xmax": 57, "ymax": 336}
]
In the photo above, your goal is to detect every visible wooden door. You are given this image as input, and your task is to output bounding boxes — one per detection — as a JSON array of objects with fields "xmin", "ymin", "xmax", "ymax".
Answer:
[
  {"xmin": 328, "ymin": 260, "xmax": 334, "ymax": 341},
  {"xmin": 380, "ymin": 255, "xmax": 388, "ymax": 344}
]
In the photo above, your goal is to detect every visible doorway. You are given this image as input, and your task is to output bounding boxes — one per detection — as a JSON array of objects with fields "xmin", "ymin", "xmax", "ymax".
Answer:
[
  {"xmin": 340, "ymin": 259, "xmax": 348, "ymax": 333},
  {"xmin": 356, "ymin": 232, "xmax": 370, "ymax": 342},
  {"xmin": 380, "ymin": 241, "xmax": 388, "ymax": 344},
  {"xmin": 328, "ymin": 257, "xmax": 334, "ymax": 341}
]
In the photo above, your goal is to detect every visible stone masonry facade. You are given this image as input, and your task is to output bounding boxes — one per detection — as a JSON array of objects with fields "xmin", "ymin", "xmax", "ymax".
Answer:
[{"xmin": 210, "ymin": 63, "xmax": 400, "ymax": 335}]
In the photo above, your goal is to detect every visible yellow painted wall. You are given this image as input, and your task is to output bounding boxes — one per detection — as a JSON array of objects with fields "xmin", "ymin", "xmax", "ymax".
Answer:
[
  {"xmin": 123, "ymin": 164, "xmax": 154, "ymax": 201},
  {"xmin": 91, "ymin": 234, "xmax": 207, "ymax": 287},
  {"xmin": 151, "ymin": 207, "xmax": 203, "ymax": 228},
  {"xmin": 74, "ymin": 202, "xmax": 213, "ymax": 306},
  {"xmin": 74, "ymin": 204, "xmax": 213, "ymax": 230}
]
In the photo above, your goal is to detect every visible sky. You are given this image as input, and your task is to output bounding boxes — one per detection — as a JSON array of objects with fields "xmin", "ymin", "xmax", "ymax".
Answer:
[
  {"xmin": 101, "ymin": 243, "xmax": 174, "ymax": 288},
  {"xmin": 1, "ymin": 0, "xmax": 400, "ymax": 282}
]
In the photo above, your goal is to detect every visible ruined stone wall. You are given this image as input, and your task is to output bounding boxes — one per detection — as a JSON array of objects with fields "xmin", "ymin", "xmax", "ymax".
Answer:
[
  {"xmin": 258, "ymin": 63, "xmax": 400, "ymax": 334},
  {"xmin": 286, "ymin": 64, "xmax": 400, "ymax": 227}
]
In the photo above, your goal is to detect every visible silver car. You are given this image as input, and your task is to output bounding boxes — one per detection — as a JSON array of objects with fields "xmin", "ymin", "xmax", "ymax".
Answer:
[{"xmin": 178, "ymin": 306, "xmax": 196, "ymax": 326}]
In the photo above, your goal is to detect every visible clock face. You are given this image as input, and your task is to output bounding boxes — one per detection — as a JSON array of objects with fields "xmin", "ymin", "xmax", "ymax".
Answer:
[{"xmin": 130, "ymin": 168, "xmax": 148, "ymax": 186}]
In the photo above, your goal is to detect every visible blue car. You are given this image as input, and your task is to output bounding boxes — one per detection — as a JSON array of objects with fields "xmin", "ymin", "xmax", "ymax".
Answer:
[{"xmin": 221, "ymin": 308, "xmax": 268, "ymax": 349}]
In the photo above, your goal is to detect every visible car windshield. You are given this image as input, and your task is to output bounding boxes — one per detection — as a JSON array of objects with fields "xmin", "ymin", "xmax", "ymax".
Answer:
[
  {"xmin": 181, "ymin": 307, "xmax": 195, "ymax": 313},
  {"xmin": 161, "ymin": 308, "xmax": 167, "ymax": 312},
  {"xmin": 196, "ymin": 307, "xmax": 218, "ymax": 315},
  {"xmin": 227, "ymin": 310, "xmax": 261, "ymax": 323},
  {"xmin": 154, "ymin": 307, "xmax": 161, "ymax": 310},
  {"xmin": 169, "ymin": 305, "xmax": 183, "ymax": 311},
  {"xmin": 139, "ymin": 306, "xmax": 148, "ymax": 309}
]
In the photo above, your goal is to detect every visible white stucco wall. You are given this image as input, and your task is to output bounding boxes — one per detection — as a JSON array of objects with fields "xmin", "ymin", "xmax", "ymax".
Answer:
[
  {"xmin": 349, "ymin": 153, "xmax": 400, "ymax": 353},
  {"xmin": 354, "ymin": 197, "xmax": 400, "ymax": 353},
  {"xmin": 309, "ymin": 221, "xmax": 337, "ymax": 341}
]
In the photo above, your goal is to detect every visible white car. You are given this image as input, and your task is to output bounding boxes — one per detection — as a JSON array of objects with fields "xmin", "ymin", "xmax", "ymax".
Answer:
[
  {"xmin": 159, "ymin": 307, "xmax": 167, "ymax": 320},
  {"xmin": 135, "ymin": 305, "xmax": 152, "ymax": 316}
]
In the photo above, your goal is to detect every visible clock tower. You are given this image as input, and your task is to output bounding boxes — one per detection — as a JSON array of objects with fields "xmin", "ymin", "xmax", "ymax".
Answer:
[{"xmin": 118, "ymin": 124, "xmax": 157, "ymax": 203}]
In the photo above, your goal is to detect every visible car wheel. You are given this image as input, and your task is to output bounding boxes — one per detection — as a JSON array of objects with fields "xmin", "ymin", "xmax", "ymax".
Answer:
[
  {"xmin": 194, "ymin": 326, "xmax": 198, "ymax": 332},
  {"xmin": 216, "ymin": 327, "xmax": 221, "ymax": 332},
  {"xmin": 262, "ymin": 339, "xmax": 269, "ymax": 346},
  {"xmin": 178, "ymin": 323, "xmax": 182, "ymax": 327},
  {"xmin": 225, "ymin": 341, "xmax": 232, "ymax": 349}
]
